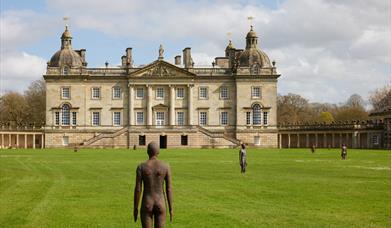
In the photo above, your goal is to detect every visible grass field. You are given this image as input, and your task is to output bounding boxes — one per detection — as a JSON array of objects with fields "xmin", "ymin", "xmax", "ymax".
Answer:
[{"xmin": 0, "ymin": 148, "xmax": 390, "ymax": 228}]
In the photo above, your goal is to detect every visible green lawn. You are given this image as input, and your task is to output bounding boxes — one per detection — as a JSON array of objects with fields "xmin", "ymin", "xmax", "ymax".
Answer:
[{"xmin": 0, "ymin": 148, "xmax": 390, "ymax": 228}]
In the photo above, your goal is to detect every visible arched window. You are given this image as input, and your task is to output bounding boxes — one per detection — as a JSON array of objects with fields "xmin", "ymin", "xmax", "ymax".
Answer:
[
  {"xmin": 62, "ymin": 66, "xmax": 69, "ymax": 75},
  {"xmin": 62, "ymin": 104, "xmax": 70, "ymax": 125},
  {"xmin": 252, "ymin": 104, "xmax": 262, "ymax": 125}
]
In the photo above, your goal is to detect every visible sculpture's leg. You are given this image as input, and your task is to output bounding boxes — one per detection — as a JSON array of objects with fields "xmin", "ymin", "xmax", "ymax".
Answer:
[
  {"xmin": 154, "ymin": 212, "xmax": 166, "ymax": 228},
  {"xmin": 153, "ymin": 204, "xmax": 166, "ymax": 228},
  {"xmin": 141, "ymin": 209, "xmax": 153, "ymax": 228}
]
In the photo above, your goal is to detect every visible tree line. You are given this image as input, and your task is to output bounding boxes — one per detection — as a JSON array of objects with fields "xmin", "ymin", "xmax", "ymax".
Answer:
[
  {"xmin": 0, "ymin": 79, "xmax": 390, "ymax": 126},
  {"xmin": 277, "ymin": 85, "xmax": 391, "ymax": 125},
  {"xmin": 0, "ymin": 80, "xmax": 46, "ymax": 126}
]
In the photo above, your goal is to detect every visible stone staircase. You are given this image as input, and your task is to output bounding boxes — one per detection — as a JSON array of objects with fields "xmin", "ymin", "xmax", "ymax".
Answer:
[
  {"xmin": 80, "ymin": 126, "xmax": 241, "ymax": 148},
  {"xmin": 195, "ymin": 126, "xmax": 241, "ymax": 147},
  {"xmin": 81, "ymin": 127, "xmax": 128, "ymax": 147}
]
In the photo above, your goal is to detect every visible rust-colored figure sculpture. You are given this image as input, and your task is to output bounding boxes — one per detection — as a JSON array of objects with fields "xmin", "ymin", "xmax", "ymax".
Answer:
[
  {"xmin": 134, "ymin": 142, "xmax": 173, "ymax": 228},
  {"xmin": 341, "ymin": 143, "xmax": 347, "ymax": 160},
  {"xmin": 239, "ymin": 144, "xmax": 247, "ymax": 173}
]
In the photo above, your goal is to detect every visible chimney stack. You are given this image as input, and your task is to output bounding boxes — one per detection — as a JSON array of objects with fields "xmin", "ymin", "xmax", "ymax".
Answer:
[
  {"xmin": 174, "ymin": 55, "xmax": 181, "ymax": 65},
  {"xmin": 121, "ymin": 55, "xmax": 126, "ymax": 67},
  {"xmin": 183, "ymin": 47, "xmax": 193, "ymax": 68},
  {"xmin": 126, "ymin": 47, "xmax": 133, "ymax": 67}
]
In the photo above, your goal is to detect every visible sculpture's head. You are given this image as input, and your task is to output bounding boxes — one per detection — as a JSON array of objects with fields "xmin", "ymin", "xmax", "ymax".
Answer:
[
  {"xmin": 147, "ymin": 141, "xmax": 159, "ymax": 157},
  {"xmin": 241, "ymin": 143, "xmax": 246, "ymax": 149}
]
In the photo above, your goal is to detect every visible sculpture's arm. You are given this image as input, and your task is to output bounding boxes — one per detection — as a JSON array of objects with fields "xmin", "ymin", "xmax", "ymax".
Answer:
[
  {"xmin": 133, "ymin": 165, "xmax": 142, "ymax": 222},
  {"xmin": 165, "ymin": 167, "xmax": 173, "ymax": 222},
  {"xmin": 239, "ymin": 151, "xmax": 242, "ymax": 163}
]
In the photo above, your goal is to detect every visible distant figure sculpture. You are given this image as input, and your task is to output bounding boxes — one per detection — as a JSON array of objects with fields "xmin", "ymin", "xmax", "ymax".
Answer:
[
  {"xmin": 158, "ymin": 44, "xmax": 164, "ymax": 60},
  {"xmin": 239, "ymin": 144, "xmax": 247, "ymax": 173},
  {"xmin": 341, "ymin": 143, "xmax": 347, "ymax": 160},
  {"xmin": 133, "ymin": 142, "xmax": 173, "ymax": 228},
  {"xmin": 311, "ymin": 144, "xmax": 316, "ymax": 153}
]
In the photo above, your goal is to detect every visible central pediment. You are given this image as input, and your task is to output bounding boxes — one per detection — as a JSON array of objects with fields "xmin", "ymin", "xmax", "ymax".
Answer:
[{"xmin": 129, "ymin": 60, "xmax": 196, "ymax": 78}]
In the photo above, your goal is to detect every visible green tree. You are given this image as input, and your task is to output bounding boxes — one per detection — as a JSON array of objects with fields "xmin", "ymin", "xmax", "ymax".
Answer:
[{"xmin": 319, "ymin": 111, "xmax": 334, "ymax": 124}]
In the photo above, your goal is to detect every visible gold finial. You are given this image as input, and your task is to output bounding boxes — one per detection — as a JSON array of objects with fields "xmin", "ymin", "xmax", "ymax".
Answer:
[
  {"xmin": 63, "ymin": 17, "xmax": 69, "ymax": 29},
  {"xmin": 247, "ymin": 16, "xmax": 254, "ymax": 28}
]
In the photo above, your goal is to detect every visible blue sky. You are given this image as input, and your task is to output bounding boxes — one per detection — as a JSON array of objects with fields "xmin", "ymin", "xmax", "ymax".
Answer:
[{"xmin": 1, "ymin": 0, "xmax": 390, "ymax": 104}]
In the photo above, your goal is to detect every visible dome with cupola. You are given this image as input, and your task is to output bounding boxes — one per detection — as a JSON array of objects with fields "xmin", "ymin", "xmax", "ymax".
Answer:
[
  {"xmin": 49, "ymin": 25, "xmax": 83, "ymax": 68},
  {"xmin": 238, "ymin": 26, "xmax": 271, "ymax": 68}
]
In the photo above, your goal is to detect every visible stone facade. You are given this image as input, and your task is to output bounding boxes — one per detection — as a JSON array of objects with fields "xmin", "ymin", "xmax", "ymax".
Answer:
[{"xmin": 43, "ymin": 26, "xmax": 280, "ymax": 148}]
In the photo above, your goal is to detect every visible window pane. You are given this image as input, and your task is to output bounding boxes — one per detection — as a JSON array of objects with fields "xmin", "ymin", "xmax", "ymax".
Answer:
[
  {"xmin": 246, "ymin": 112, "xmax": 251, "ymax": 125},
  {"xmin": 221, "ymin": 112, "xmax": 228, "ymax": 125},
  {"xmin": 113, "ymin": 112, "xmax": 121, "ymax": 126},
  {"xmin": 220, "ymin": 87, "xmax": 228, "ymax": 99},
  {"xmin": 72, "ymin": 112, "xmax": 77, "ymax": 125},
  {"xmin": 253, "ymin": 104, "xmax": 261, "ymax": 125},
  {"xmin": 136, "ymin": 88, "xmax": 144, "ymax": 98},
  {"xmin": 55, "ymin": 112, "xmax": 60, "ymax": 125},
  {"xmin": 199, "ymin": 112, "xmax": 207, "ymax": 125},
  {"xmin": 62, "ymin": 88, "xmax": 70, "ymax": 99},
  {"xmin": 156, "ymin": 112, "xmax": 165, "ymax": 125},
  {"xmin": 136, "ymin": 112, "xmax": 144, "ymax": 125},
  {"xmin": 177, "ymin": 88, "xmax": 184, "ymax": 98},
  {"xmin": 92, "ymin": 88, "xmax": 100, "ymax": 99},
  {"xmin": 252, "ymin": 87, "xmax": 261, "ymax": 98},
  {"xmin": 156, "ymin": 88, "xmax": 164, "ymax": 99},
  {"xmin": 199, "ymin": 87, "xmax": 208, "ymax": 99},
  {"xmin": 113, "ymin": 87, "xmax": 121, "ymax": 98},
  {"xmin": 177, "ymin": 112, "xmax": 184, "ymax": 125},
  {"xmin": 92, "ymin": 112, "xmax": 100, "ymax": 126},
  {"xmin": 62, "ymin": 104, "xmax": 70, "ymax": 125},
  {"xmin": 263, "ymin": 112, "xmax": 268, "ymax": 125}
]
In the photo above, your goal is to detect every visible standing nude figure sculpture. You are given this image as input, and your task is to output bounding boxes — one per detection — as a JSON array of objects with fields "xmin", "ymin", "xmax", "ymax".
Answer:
[
  {"xmin": 239, "ymin": 144, "xmax": 247, "ymax": 173},
  {"xmin": 134, "ymin": 142, "xmax": 173, "ymax": 228}
]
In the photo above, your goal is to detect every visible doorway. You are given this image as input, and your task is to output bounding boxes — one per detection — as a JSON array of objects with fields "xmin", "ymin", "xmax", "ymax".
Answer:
[{"xmin": 160, "ymin": 135, "xmax": 167, "ymax": 148}]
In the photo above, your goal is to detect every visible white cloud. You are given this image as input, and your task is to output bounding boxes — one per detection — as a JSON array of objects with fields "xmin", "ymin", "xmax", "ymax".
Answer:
[
  {"xmin": 0, "ymin": 51, "xmax": 46, "ymax": 94},
  {"xmin": 0, "ymin": 0, "xmax": 390, "ymax": 104},
  {"xmin": 0, "ymin": 10, "xmax": 58, "ymax": 50}
]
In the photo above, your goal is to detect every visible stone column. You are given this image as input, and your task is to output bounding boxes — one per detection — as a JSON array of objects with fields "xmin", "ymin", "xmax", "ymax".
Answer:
[
  {"xmin": 323, "ymin": 133, "xmax": 327, "ymax": 148},
  {"xmin": 8, "ymin": 134, "xmax": 11, "ymax": 147},
  {"xmin": 147, "ymin": 85, "xmax": 153, "ymax": 126},
  {"xmin": 41, "ymin": 134, "xmax": 44, "ymax": 149},
  {"xmin": 128, "ymin": 85, "xmax": 134, "ymax": 126},
  {"xmin": 339, "ymin": 133, "xmax": 342, "ymax": 147},
  {"xmin": 16, "ymin": 134, "xmax": 19, "ymax": 148},
  {"xmin": 33, "ymin": 134, "xmax": 36, "ymax": 149},
  {"xmin": 278, "ymin": 134, "xmax": 282, "ymax": 148},
  {"xmin": 24, "ymin": 134, "xmax": 27, "ymax": 149},
  {"xmin": 1, "ymin": 134, "xmax": 4, "ymax": 148},
  {"xmin": 169, "ymin": 85, "xmax": 175, "ymax": 126},
  {"xmin": 315, "ymin": 134, "xmax": 318, "ymax": 147},
  {"xmin": 306, "ymin": 134, "xmax": 309, "ymax": 148},
  {"xmin": 288, "ymin": 134, "xmax": 291, "ymax": 148},
  {"xmin": 296, "ymin": 134, "xmax": 300, "ymax": 148},
  {"xmin": 332, "ymin": 133, "xmax": 335, "ymax": 148},
  {"xmin": 187, "ymin": 85, "xmax": 193, "ymax": 126},
  {"xmin": 346, "ymin": 133, "xmax": 349, "ymax": 148}
]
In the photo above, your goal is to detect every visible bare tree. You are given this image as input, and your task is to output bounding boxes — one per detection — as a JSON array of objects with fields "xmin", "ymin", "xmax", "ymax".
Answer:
[
  {"xmin": 0, "ymin": 91, "xmax": 28, "ymax": 126},
  {"xmin": 369, "ymin": 85, "xmax": 391, "ymax": 111},
  {"xmin": 24, "ymin": 79, "xmax": 46, "ymax": 125}
]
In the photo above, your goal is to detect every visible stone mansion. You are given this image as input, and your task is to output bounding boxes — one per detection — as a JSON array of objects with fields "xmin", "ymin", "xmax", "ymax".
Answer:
[{"xmin": 43, "ymin": 25, "xmax": 280, "ymax": 148}]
